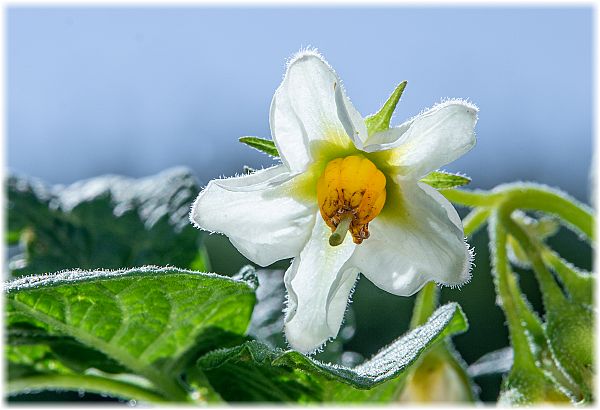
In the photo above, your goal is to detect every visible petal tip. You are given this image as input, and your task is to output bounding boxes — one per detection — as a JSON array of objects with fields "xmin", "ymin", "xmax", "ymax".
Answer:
[
  {"xmin": 283, "ymin": 321, "xmax": 331, "ymax": 355},
  {"xmin": 439, "ymin": 98, "xmax": 479, "ymax": 114},
  {"xmin": 286, "ymin": 47, "xmax": 327, "ymax": 68},
  {"xmin": 188, "ymin": 185, "xmax": 211, "ymax": 232},
  {"xmin": 437, "ymin": 239, "xmax": 475, "ymax": 291}
]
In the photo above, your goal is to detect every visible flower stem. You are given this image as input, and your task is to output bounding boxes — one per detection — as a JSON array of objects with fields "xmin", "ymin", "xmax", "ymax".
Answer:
[
  {"xmin": 441, "ymin": 189, "xmax": 503, "ymax": 207},
  {"xmin": 462, "ymin": 207, "xmax": 491, "ymax": 237},
  {"xmin": 502, "ymin": 186, "xmax": 593, "ymax": 241},
  {"xmin": 541, "ymin": 246, "xmax": 593, "ymax": 305},
  {"xmin": 488, "ymin": 212, "xmax": 537, "ymax": 369},
  {"xmin": 444, "ymin": 184, "xmax": 594, "ymax": 241},
  {"xmin": 498, "ymin": 205, "xmax": 565, "ymax": 306},
  {"xmin": 329, "ymin": 215, "xmax": 352, "ymax": 246},
  {"xmin": 409, "ymin": 281, "xmax": 439, "ymax": 329}
]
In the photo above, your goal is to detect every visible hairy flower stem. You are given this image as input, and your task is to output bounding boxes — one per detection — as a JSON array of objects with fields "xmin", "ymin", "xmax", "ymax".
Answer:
[
  {"xmin": 498, "ymin": 206, "xmax": 566, "ymax": 305},
  {"xmin": 442, "ymin": 184, "xmax": 594, "ymax": 241},
  {"xmin": 410, "ymin": 282, "xmax": 439, "ymax": 329},
  {"xmin": 488, "ymin": 213, "xmax": 537, "ymax": 368},
  {"xmin": 462, "ymin": 207, "xmax": 492, "ymax": 237}
]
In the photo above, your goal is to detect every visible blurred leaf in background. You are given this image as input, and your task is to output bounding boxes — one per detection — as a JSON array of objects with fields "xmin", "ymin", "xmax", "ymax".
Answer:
[{"xmin": 7, "ymin": 167, "xmax": 210, "ymax": 277}]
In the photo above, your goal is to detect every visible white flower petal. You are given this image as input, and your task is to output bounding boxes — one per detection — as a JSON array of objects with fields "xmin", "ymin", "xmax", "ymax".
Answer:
[
  {"xmin": 349, "ymin": 181, "xmax": 471, "ymax": 296},
  {"xmin": 364, "ymin": 100, "xmax": 478, "ymax": 178},
  {"xmin": 284, "ymin": 217, "xmax": 358, "ymax": 353},
  {"xmin": 363, "ymin": 122, "xmax": 411, "ymax": 148},
  {"xmin": 270, "ymin": 50, "xmax": 368, "ymax": 172},
  {"xmin": 190, "ymin": 165, "xmax": 316, "ymax": 267},
  {"xmin": 325, "ymin": 265, "xmax": 359, "ymax": 334}
]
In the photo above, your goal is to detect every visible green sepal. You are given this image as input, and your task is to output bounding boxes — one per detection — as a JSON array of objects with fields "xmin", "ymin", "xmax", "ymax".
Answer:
[
  {"xmin": 499, "ymin": 363, "xmax": 573, "ymax": 405},
  {"xmin": 421, "ymin": 171, "xmax": 471, "ymax": 189},
  {"xmin": 239, "ymin": 137, "xmax": 279, "ymax": 157},
  {"xmin": 365, "ymin": 81, "xmax": 407, "ymax": 135}
]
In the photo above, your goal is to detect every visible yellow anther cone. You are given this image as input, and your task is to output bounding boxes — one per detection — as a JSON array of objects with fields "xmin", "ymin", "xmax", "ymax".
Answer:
[{"xmin": 317, "ymin": 155, "xmax": 387, "ymax": 245}]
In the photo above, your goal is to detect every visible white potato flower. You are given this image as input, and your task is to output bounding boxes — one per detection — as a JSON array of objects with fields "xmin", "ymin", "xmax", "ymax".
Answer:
[{"xmin": 191, "ymin": 50, "xmax": 478, "ymax": 353}]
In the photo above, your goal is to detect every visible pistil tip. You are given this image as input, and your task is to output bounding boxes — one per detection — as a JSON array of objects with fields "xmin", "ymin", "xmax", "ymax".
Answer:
[
  {"xmin": 328, "ymin": 215, "xmax": 352, "ymax": 247},
  {"xmin": 329, "ymin": 233, "xmax": 344, "ymax": 247}
]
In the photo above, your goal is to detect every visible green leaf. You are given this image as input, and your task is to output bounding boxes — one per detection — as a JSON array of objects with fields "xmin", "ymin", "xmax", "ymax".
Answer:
[
  {"xmin": 198, "ymin": 303, "xmax": 467, "ymax": 402},
  {"xmin": 421, "ymin": 170, "xmax": 471, "ymax": 189},
  {"xmin": 239, "ymin": 137, "xmax": 279, "ymax": 157},
  {"xmin": 365, "ymin": 81, "xmax": 407, "ymax": 135},
  {"xmin": 7, "ymin": 324, "xmax": 129, "ymax": 376},
  {"xmin": 6, "ymin": 266, "xmax": 256, "ymax": 400},
  {"xmin": 7, "ymin": 168, "xmax": 204, "ymax": 276},
  {"xmin": 7, "ymin": 344, "xmax": 73, "ymax": 379}
]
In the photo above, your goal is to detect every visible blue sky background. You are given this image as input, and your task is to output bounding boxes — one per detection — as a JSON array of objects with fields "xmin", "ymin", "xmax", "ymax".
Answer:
[{"xmin": 7, "ymin": 7, "xmax": 593, "ymax": 201}]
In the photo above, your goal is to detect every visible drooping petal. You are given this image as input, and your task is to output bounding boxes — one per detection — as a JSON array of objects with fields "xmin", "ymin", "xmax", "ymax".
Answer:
[
  {"xmin": 190, "ymin": 165, "xmax": 316, "ymax": 267},
  {"xmin": 284, "ymin": 217, "xmax": 358, "ymax": 353},
  {"xmin": 270, "ymin": 50, "xmax": 368, "ymax": 172},
  {"xmin": 363, "ymin": 100, "xmax": 478, "ymax": 178},
  {"xmin": 349, "ymin": 182, "xmax": 471, "ymax": 296}
]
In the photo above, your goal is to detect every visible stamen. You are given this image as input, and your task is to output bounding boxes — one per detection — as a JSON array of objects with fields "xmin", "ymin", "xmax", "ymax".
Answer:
[{"xmin": 329, "ymin": 215, "xmax": 352, "ymax": 247}]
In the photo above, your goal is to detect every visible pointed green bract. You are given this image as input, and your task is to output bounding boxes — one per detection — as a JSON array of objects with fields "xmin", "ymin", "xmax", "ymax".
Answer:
[
  {"xmin": 365, "ymin": 81, "xmax": 407, "ymax": 135},
  {"xmin": 239, "ymin": 136, "xmax": 280, "ymax": 157},
  {"xmin": 421, "ymin": 171, "xmax": 471, "ymax": 189},
  {"xmin": 542, "ymin": 248, "xmax": 593, "ymax": 306}
]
